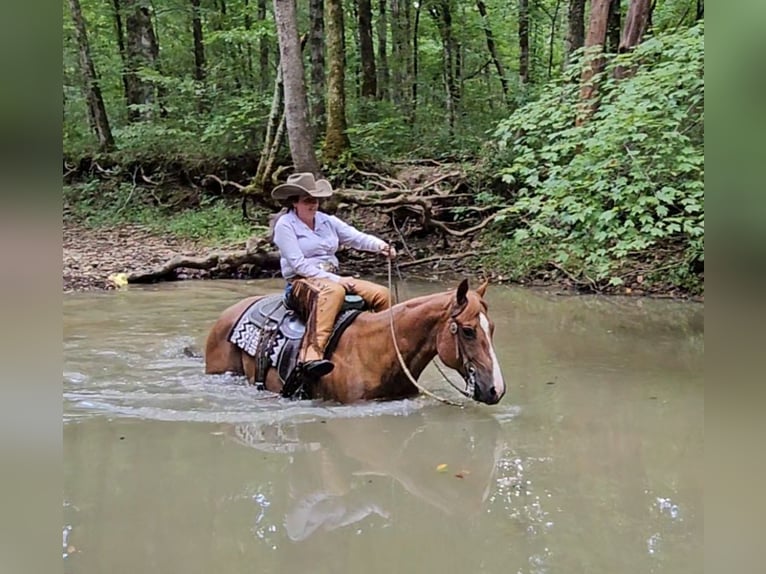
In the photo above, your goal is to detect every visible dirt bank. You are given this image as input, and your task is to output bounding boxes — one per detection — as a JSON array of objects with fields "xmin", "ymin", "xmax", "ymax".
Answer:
[{"xmin": 63, "ymin": 222, "xmax": 209, "ymax": 292}]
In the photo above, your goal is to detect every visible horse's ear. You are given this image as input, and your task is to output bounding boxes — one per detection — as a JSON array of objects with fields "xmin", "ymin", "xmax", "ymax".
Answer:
[
  {"xmin": 475, "ymin": 280, "xmax": 489, "ymax": 298},
  {"xmin": 456, "ymin": 279, "xmax": 469, "ymax": 306}
]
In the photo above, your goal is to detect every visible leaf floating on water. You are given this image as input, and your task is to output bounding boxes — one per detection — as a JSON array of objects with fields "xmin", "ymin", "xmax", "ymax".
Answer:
[
  {"xmin": 454, "ymin": 473, "xmax": 464, "ymax": 479},
  {"xmin": 436, "ymin": 463, "xmax": 448, "ymax": 472}
]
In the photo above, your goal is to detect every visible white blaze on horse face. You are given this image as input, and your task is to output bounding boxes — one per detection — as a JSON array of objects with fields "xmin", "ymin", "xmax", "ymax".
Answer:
[{"xmin": 480, "ymin": 313, "xmax": 505, "ymax": 397}]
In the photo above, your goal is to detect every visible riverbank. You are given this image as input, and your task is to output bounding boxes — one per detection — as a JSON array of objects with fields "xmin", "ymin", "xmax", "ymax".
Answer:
[{"xmin": 62, "ymin": 217, "xmax": 702, "ymax": 302}]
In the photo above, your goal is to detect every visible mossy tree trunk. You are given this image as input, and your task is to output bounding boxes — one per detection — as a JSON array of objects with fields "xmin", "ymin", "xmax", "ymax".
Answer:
[{"xmin": 323, "ymin": 0, "xmax": 350, "ymax": 163}]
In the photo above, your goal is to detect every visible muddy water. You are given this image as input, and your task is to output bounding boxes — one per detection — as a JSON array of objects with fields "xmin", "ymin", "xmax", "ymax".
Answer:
[{"xmin": 63, "ymin": 279, "xmax": 703, "ymax": 574}]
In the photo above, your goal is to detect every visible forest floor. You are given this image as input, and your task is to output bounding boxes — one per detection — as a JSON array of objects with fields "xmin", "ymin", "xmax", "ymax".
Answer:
[
  {"xmin": 62, "ymin": 217, "xmax": 496, "ymax": 293},
  {"xmin": 63, "ymin": 221, "xmax": 207, "ymax": 292}
]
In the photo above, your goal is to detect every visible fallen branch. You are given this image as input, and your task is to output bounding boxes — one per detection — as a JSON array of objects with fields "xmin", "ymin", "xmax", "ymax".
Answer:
[{"xmin": 127, "ymin": 249, "xmax": 280, "ymax": 283}]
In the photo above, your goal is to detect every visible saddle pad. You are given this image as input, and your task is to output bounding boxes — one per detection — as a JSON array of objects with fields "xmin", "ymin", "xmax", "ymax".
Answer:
[{"xmin": 228, "ymin": 300, "xmax": 265, "ymax": 356}]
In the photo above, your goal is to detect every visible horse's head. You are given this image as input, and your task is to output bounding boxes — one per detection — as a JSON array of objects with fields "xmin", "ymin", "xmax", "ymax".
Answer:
[{"xmin": 436, "ymin": 279, "xmax": 506, "ymax": 405}]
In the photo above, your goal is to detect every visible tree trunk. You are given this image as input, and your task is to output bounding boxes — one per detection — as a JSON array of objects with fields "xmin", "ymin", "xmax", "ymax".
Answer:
[
  {"xmin": 412, "ymin": 0, "xmax": 420, "ymax": 112},
  {"xmin": 258, "ymin": 0, "xmax": 270, "ymax": 93},
  {"xmin": 429, "ymin": 1, "xmax": 457, "ymax": 134},
  {"xmin": 390, "ymin": 0, "xmax": 412, "ymax": 115},
  {"xmin": 190, "ymin": 0, "xmax": 206, "ymax": 82},
  {"xmin": 376, "ymin": 0, "xmax": 389, "ymax": 100},
  {"xmin": 696, "ymin": 0, "xmax": 703, "ymax": 20},
  {"xmin": 546, "ymin": 0, "xmax": 562, "ymax": 79},
  {"xmin": 68, "ymin": 0, "xmax": 115, "ymax": 151},
  {"xmin": 273, "ymin": 0, "xmax": 320, "ymax": 174},
  {"xmin": 323, "ymin": 0, "xmax": 351, "ymax": 162},
  {"xmin": 518, "ymin": 0, "xmax": 530, "ymax": 84},
  {"xmin": 564, "ymin": 0, "xmax": 585, "ymax": 65},
  {"xmin": 619, "ymin": 0, "xmax": 651, "ymax": 51},
  {"xmin": 607, "ymin": 0, "xmax": 621, "ymax": 53},
  {"xmin": 476, "ymin": 0, "xmax": 508, "ymax": 102},
  {"xmin": 646, "ymin": 0, "xmax": 657, "ymax": 35},
  {"xmin": 309, "ymin": 0, "xmax": 326, "ymax": 134},
  {"xmin": 254, "ymin": 64, "xmax": 285, "ymax": 192},
  {"xmin": 111, "ymin": 0, "xmax": 131, "ymax": 117},
  {"xmin": 190, "ymin": 0, "xmax": 207, "ymax": 113},
  {"xmin": 358, "ymin": 0, "xmax": 377, "ymax": 98},
  {"xmin": 124, "ymin": 0, "xmax": 162, "ymax": 121},
  {"xmin": 577, "ymin": 0, "xmax": 610, "ymax": 124},
  {"xmin": 614, "ymin": 0, "xmax": 651, "ymax": 78}
]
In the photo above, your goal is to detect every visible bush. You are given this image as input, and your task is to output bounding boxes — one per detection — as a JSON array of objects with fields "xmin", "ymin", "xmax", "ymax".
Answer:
[{"xmin": 488, "ymin": 23, "xmax": 704, "ymax": 291}]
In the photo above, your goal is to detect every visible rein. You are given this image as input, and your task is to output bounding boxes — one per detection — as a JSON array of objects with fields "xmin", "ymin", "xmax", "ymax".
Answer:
[{"xmin": 386, "ymin": 256, "xmax": 466, "ymax": 407}]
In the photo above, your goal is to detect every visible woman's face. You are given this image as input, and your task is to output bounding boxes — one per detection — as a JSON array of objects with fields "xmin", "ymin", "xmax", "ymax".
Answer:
[{"xmin": 294, "ymin": 195, "xmax": 320, "ymax": 221}]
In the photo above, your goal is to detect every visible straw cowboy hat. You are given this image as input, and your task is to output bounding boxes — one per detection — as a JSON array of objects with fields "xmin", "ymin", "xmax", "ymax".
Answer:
[{"xmin": 272, "ymin": 173, "xmax": 334, "ymax": 200}]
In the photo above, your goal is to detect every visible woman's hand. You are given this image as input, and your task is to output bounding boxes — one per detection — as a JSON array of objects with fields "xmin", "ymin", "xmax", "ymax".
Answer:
[
  {"xmin": 379, "ymin": 244, "xmax": 397, "ymax": 260},
  {"xmin": 338, "ymin": 276, "xmax": 357, "ymax": 293}
]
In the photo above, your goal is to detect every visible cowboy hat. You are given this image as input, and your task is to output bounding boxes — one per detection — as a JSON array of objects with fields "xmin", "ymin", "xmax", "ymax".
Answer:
[{"xmin": 272, "ymin": 173, "xmax": 334, "ymax": 200}]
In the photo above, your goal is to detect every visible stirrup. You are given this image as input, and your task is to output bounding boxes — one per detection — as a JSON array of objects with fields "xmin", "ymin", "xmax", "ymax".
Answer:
[
  {"xmin": 302, "ymin": 359, "xmax": 334, "ymax": 379},
  {"xmin": 281, "ymin": 360, "xmax": 334, "ymax": 399}
]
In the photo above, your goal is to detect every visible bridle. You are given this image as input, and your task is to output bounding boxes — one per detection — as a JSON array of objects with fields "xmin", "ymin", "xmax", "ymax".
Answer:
[
  {"xmin": 446, "ymin": 310, "xmax": 479, "ymax": 399},
  {"xmin": 385, "ymin": 255, "xmax": 480, "ymax": 405}
]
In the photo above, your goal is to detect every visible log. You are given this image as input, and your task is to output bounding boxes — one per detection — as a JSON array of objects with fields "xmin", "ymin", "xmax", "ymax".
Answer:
[{"xmin": 127, "ymin": 249, "xmax": 280, "ymax": 283}]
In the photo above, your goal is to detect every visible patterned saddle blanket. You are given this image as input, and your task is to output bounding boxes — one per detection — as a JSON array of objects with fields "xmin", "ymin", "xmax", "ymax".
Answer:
[{"xmin": 228, "ymin": 293, "xmax": 364, "ymax": 396}]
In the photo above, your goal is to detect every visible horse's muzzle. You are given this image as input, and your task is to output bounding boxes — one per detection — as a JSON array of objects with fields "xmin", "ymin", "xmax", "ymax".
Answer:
[
  {"xmin": 471, "ymin": 368, "xmax": 504, "ymax": 405},
  {"xmin": 474, "ymin": 385, "xmax": 502, "ymax": 405}
]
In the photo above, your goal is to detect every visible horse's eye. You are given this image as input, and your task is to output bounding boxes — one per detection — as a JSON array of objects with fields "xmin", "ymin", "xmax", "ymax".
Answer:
[{"xmin": 461, "ymin": 326, "xmax": 476, "ymax": 339}]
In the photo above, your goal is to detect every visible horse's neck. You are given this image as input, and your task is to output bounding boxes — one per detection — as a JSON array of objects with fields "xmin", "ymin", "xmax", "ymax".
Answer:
[{"xmin": 367, "ymin": 292, "xmax": 450, "ymax": 379}]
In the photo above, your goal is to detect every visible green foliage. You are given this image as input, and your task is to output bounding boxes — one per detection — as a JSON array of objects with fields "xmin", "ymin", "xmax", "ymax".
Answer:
[
  {"xmin": 64, "ymin": 183, "xmax": 263, "ymax": 246},
  {"xmin": 489, "ymin": 23, "xmax": 704, "ymax": 291}
]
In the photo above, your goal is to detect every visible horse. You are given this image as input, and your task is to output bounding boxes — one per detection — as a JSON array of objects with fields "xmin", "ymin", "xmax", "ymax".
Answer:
[{"xmin": 204, "ymin": 278, "xmax": 506, "ymax": 405}]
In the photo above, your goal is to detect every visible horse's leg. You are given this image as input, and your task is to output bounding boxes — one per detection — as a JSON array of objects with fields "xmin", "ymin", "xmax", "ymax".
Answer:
[
  {"xmin": 242, "ymin": 354, "xmax": 257, "ymax": 383},
  {"xmin": 265, "ymin": 368, "xmax": 283, "ymax": 394}
]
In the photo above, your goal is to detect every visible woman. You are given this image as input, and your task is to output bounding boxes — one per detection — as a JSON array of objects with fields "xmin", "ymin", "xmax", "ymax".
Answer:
[{"xmin": 271, "ymin": 172, "xmax": 397, "ymax": 380}]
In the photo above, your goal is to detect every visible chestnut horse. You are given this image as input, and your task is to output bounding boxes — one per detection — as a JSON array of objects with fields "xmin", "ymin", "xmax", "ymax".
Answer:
[{"xmin": 204, "ymin": 279, "xmax": 506, "ymax": 404}]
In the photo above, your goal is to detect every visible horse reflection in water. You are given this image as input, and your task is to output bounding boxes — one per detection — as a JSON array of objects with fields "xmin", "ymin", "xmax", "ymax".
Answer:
[
  {"xmin": 230, "ymin": 410, "xmax": 504, "ymax": 542},
  {"xmin": 205, "ymin": 279, "xmax": 506, "ymax": 404}
]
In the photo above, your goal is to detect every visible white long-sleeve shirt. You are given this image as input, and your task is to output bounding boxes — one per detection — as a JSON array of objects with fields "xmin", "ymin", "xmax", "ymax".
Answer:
[{"xmin": 272, "ymin": 210, "xmax": 386, "ymax": 282}]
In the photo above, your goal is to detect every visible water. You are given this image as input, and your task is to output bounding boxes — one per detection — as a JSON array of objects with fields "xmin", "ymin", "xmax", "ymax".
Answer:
[{"xmin": 63, "ymin": 279, "xmax": 703, "ymax": 573}]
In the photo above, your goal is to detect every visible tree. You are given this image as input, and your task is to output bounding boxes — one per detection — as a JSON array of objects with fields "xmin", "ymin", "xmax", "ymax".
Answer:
[
  {"xmin": 309, "ymin": 0, "xmax": 326, "ymax": 133},
  {"xmin": 273, "ymin": 0, "xmax": 321, "ymax": 174},
  {"xmin": 376, "ymin": 0, "xmax": 390, "ymax": 99},
  {"xmin": 358, "ymin": 0, "xmax": 377, "ymax": 98},
  {"xmin": 110, "ymin": 0, "xmax": 131, "ymax": 115},
  {"xmin": 476, "ymin": 0, "xmax": 508, "ymax": 102},
  {"xmin": 518, "ymin": 0, "xmax": 530, "ymax": 83},
  {"xmin": 190, "ymin": 0, "xmax": 207, "ymax": 113},
  {"xmin": 123, "ymin": 0, "xmax": 163, "ymax": 121},
  {"xmin": 577, "ymin": 0, "xmax": 611, "ymax": 124},
  {"xmin": 390, "ymin": 0, "xmax": 412, "ymax": 114},
  {"xmin": 565, "ymin": 0, "xmax": 585, "ymax": 65},
  {"xmin": 615, "ymin": 0, "xmax": 652, "ymax": 78},
  {"xmin": 323, "ymin": 0, "xmax": 351, "ymax": 161},
  {"xmin": 619, "ymin": 0, "xmax": 651, "ymax": 52},
  {"xmin": 67, "ymin": 0, "xmax": 114, "ymax": 151},
  {"xmin": 607, "ymin": 0, "xmax": 621, "ymax": 53},
  {"xmin": 257, "ymin": 0, "xmax": 271, "ymax": 93},
  {"xmin": 429, "ymin": 0, "xmax": 459, "ymax": 133}
]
